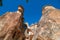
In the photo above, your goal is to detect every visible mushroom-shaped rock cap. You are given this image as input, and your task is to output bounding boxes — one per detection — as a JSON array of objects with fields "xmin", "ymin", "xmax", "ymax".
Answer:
[
  {"xmin": 42, "ymin": 6, "xmax": 55, "ymax": 15},
  {"xmin": 18, "ymin": 5, "xmax": 24, "ymax": 13}
]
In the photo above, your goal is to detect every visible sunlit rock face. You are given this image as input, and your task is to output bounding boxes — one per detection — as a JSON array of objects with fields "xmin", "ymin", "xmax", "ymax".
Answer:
[
  {"xmin": 0, "ymin": 6, "xmax": 26, "ymax": 40},
  {"xmin": 0, "ymin": 12, "xmax": 21, "ymax": 40},
  {"xmin": 31, "ymin": 6, "xmax": 60, "ymax": 40},
  {"xmin": 0, "ymin": 5, "xmax": 60, "ymax": 40},
  {"xmin": 0, "ymin": 12, "xmax": 21, "ymax": 31}
]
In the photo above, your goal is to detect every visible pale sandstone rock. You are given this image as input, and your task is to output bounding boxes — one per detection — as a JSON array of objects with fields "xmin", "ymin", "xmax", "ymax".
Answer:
[
  {"xmin": 0, "ymin": 5, "xmax": 60, "ymax": 40},
  {"xmin": 28, "ymin": 6, "xmax": 60, "ymax": 40},
  {"xmin": 0, "ymin": 5, "xmax": 26, "ymax": 40}
]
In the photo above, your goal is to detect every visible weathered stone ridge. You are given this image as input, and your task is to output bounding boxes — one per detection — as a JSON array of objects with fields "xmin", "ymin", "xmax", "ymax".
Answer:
[{"xmin": 0, "ymin": 5, "xmax": 60, "ymax": 40}]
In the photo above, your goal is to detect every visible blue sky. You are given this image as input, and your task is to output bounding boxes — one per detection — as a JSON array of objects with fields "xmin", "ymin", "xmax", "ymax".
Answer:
[{"xmin": 0, "ymin": 0, "xmax": 60, "ymax": 25}]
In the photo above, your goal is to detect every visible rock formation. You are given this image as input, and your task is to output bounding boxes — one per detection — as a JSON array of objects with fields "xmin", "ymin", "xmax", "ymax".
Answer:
[
  {"xmin": 31, "ymin": 6, "xmax": 60, "ymax": 40},
  {"xmin": 0, "ymin": 5, "xmax": 60, "ymax": 40},
  {"xmin": 0, "ymin": 5, "xmax": 27, "ymax": 40}
]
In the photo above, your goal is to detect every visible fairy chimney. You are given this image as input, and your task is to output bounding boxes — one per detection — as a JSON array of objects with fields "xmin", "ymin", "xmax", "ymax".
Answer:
[{"xmin": 32, "ymin": 6, "xmax": 60, "ymax": 40}]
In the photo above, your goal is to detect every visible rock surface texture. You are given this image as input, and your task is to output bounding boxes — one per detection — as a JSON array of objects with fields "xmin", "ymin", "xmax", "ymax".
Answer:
[
  {"xmin": 0, "ymin": 5, "xmax": 26, "ymax": 40},
  {"xmin": 32, "ymin": 6, "xmax": 60, "ymax": 40},
  {"xmin": 0, "ymin": 6, "xmax": 60, "ymax": 40}
]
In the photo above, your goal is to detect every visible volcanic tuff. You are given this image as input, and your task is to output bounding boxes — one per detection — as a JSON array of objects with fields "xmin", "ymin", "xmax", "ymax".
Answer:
[
  {"xmin": 0, "ymin": 6, "xmax": 60, "ymax": 40},
  {"xmin": 28, "ymin": 6, "xmax": 60, "ymax": 40}
]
